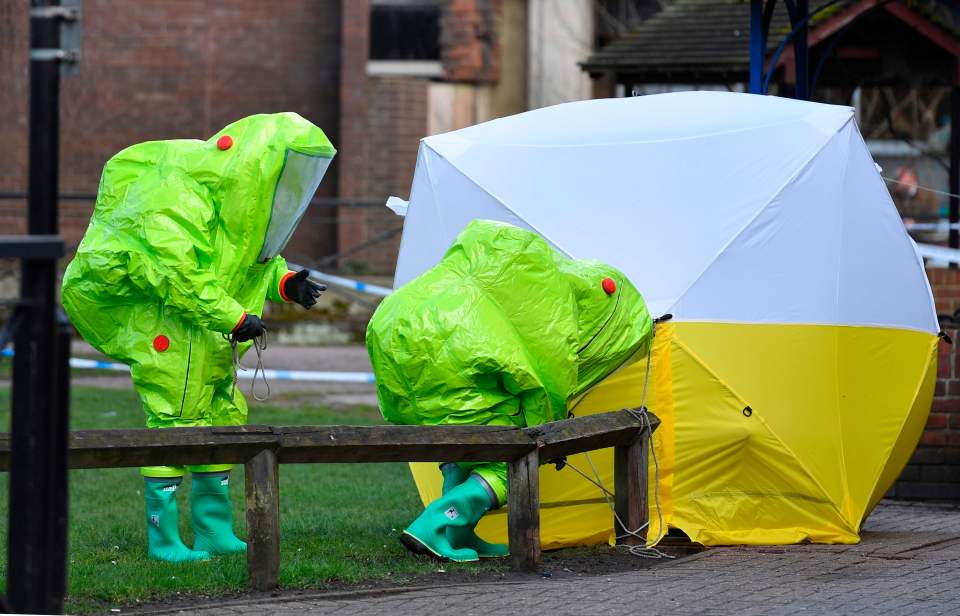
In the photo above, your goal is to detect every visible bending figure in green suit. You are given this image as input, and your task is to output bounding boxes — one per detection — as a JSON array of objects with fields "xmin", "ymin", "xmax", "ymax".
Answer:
[
  {"xmin": 62, "ymin": 113, "xmax": 334, "ymax": 562},
  {"xmin": 367, "ymin": 220, "xmax": 653, "ymax": 562}
]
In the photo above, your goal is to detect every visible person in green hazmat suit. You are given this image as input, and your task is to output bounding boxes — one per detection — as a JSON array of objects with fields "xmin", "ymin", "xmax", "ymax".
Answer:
[
  {"xmin": 61, "ymin": 113, "xmax": 335, "ymax": 563},
  {"xmin": 366, "ymin": 219, "xmax": 653, "ymax": 562}
]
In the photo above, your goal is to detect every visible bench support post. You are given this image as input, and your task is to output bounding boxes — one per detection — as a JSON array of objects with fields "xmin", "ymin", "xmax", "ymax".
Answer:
[
  {"xmin": 246, "ymin": 448, "xmax": 280, "ymax": 590},
  {"xmin": 614, "ymin": 429, "xmax": 649, "ymax": 546},
  {"xmin": 507, "ymin": 448, "xmax": 540, "ymax": 570}
]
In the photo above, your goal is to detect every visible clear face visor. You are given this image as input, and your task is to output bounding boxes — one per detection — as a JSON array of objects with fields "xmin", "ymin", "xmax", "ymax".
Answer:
[{"xmin": 257, "ymin": 150, "xmax": 333, "ymax": 262}]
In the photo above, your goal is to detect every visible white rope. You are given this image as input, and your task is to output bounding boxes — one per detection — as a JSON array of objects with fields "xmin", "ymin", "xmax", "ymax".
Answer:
[
  {"xmin": 248, "ymin": 331, "xmax": 271, "ymax": 402},
  {"xmin": 227, "ymin": 330, "xmax": 271, "ymax": 402},
  {"xmin": 561, "ymin": 318, "xmax": 674, "ymax": 560},
  {"xmin": 883, "ymin": 175, "xmax": 960, "ymax": 201},
  {"xmin": 562, "ymin": 458, "xmax": 614, "ymax": 498}
]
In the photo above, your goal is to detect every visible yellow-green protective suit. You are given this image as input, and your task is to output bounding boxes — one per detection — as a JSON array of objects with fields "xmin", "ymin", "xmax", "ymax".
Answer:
[
  {"xmin": 62, "ymin": 113, "xmax": 335, "ymax": 477},
  {"xmin": 366, "ymin": 220, "xmax": 653, "ymax": 503}
]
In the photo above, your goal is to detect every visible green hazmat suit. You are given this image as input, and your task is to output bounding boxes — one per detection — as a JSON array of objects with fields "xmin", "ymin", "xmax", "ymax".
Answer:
[
  {"xmin": 366, "ymin": 219, "xmax": 653, "ymax": 505},
  {"xmin": 62, "ymin": 112, "xmax": 336, "ymax": 479}
]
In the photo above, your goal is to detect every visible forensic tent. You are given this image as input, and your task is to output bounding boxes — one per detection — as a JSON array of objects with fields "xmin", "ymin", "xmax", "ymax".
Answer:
[{"xmin": 391, "ymin": 91, "xmax": 939, "ymax": 547}]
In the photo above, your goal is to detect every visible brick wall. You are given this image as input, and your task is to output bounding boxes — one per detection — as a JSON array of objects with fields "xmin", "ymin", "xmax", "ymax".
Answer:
[
  {"xmin": 336, "ymin": 0, "xmax": 499, "ymax": 275},
  {"xmin": 336, "ymin": 0, "xmax": 371, "ymax": 272},
  {"xmin": 1, "ymin": 0, "xmax": 342, "ymax": 261},
  {"xmin": 928, "ymin": 267, "xmax": 960, "ymax": 316},
  {"xmin": 346, "ymin": 76, "xmax": 428, "ymax": 274},
  {"xmin": 0, "ymin": 2, "xmax": 29, "ymax": 239},
  {"xmin": 3, "ymin": 0, "xmax": 511, "ymax": 276},
  {"xmin": 335, "ymin": 73, "xmax": 428, "ymax": 276},
  {"xmin": 889, "ymin": 267, "xmax": 960, "ymax": 500},
  {"xmin": 441, "ymin": 0, "xmax": 501, "ymax": 83}
]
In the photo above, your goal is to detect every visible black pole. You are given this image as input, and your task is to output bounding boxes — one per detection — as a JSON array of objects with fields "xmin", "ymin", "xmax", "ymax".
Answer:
[
  {"xmin": 951, "ymin": 64, "xmax": 959, "ymax": 251},
  {"xmin": 793, "ymin": 0, "xmax": 809, "ymax": 100},
  {"xmin": 8, "ymin": 0, "xmax": 70, "ymax": 612},
  {"xmin": 749, "ymin": 0, "xmax": 764, "ymax": 94}
]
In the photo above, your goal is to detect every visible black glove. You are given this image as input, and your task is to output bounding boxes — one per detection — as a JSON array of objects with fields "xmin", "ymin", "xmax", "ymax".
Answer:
[
  {"xmin": 283, "ymin": 269, "xmax": 326, "ymax": 309},
  {"xmin": 233, "ymin": 313, "xmax": 265, "ymax": 342}
]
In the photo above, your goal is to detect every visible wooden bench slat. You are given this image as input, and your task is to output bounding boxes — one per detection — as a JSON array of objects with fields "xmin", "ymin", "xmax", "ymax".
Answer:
[
  {"xmin": 276, "ymin": 424, "xmax": 521, "ymax": 435},
  {"xmin": 277, "ymin": 445, "xmax": 535, "ymax": 463},
  {"xmin": 0, "ymin": 410, "xmax": 653, "ymax": 470},
  {"xmin": 527, "ymin": 410, "xmax": 659, "ymax": 461},
  {"xmin": 278, "ymin": 425, "xmax": 534, "ymax": 463},
  {"xmin": 65, "ymin": 447, "xmax": 268, "ymax": 470}
]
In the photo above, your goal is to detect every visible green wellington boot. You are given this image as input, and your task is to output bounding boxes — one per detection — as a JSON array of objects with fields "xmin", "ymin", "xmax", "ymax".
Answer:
[
  {"xmin": 440, "ymin": 464, "xmax": 509, "ymax": 558},
  {"xmin": 401, "ymin": 475, "xmax": 499, "ymax": 562},
  {"xmin": 144, "ymin": 478, "xmax": 211, "ymax": 563},
  {"xmin": 190, "ymin": 472, "xmax": 247, "ymax": 555}
]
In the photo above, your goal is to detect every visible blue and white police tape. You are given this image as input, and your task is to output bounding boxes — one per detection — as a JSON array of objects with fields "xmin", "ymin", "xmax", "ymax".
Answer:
[
  {"xmin": 243, "ymin": 368, "xmax": 375, "ymax": 384},
  {"xmin": 916, "ymin": 242, "xmax": 960, "ymax": 267},
  {"xmin": 905, "ymin": 222, "xmax": 960, "ymax": 232},
  {"xmin": 288, "ymin": 263, "xmax": 393, "ymax": 298},
  {"xmin": 1, "ymin": 347, "xmax": 376, "ymax": 383}
]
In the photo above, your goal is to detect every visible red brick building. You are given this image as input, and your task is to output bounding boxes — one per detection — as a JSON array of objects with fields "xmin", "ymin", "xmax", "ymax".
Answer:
[
  {"xmin": 1, "ymin": 1, "xmax": 343, "ymax": 261},
  {"xmin": 892, "ymin": 270, "xmax": 960, "ymax": 500},
  {"xmin": 0, "ymin": 0, "xmax": 517, "ymax": 273},
  {"xmin": 340, "ymin": 0, "xmax": 523, "ymax": 274}
]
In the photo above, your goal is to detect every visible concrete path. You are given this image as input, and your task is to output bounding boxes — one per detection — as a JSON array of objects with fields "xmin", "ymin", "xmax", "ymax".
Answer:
[{"xmin": 140, "ymin": 500, "xmax": 960, "ymax": 615}]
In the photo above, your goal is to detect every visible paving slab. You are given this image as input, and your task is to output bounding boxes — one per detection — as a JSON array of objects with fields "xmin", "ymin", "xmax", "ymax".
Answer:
[{"xmin": 135, "ymin": 500, "xmax": 960, "ymax": 616}]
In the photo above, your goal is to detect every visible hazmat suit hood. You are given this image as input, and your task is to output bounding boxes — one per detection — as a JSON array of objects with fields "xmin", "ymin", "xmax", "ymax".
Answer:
[
  {"xmin": 559, "ymin": 258, "xmax": 652, "ymax": 397},
  {"xmin": 204, "ymin": 113, "xmax": 336, "ymax": 264},
  {"xmin": 97, "ymin": 113, "xmax": 336, "ymax": 269},
  {"xmin": 367, "ymin": 220, "xmax": 653, "ymax": 429},
  {"xmin": 70, "ymin": 112, "xmax": 335, "ymax": 338}
]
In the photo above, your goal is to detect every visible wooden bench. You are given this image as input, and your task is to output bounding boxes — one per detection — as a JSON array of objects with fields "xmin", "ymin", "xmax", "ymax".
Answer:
[{"xmin": 0, "ymin": 409, "xmax": 659, "ymax": 590}]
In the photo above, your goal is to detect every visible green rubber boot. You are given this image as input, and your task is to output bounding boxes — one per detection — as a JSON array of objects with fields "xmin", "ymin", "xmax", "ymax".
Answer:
[
  {"xmin": 401, "ymin": 475, "xmax": 499, "ymax": 562},
  {"xmin": 440, "ymin": 464, "xmax": 509, "ymax": 558},
  {"xmin": 144, "ymin": 478, "xmax": 211, "ymax": 563},
  {"xmin": 439, "ymin": 462, "xmax": 470, "ymax": 494},
  {"xmin": 190, "ymin": 472, "xmax": 247, "ymax": 555}
]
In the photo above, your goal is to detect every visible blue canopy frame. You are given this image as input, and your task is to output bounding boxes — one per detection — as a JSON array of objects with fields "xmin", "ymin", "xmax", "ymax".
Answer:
[{"xmin": 749, "ymin": 0, "xmax": 813, "ymax": 99}]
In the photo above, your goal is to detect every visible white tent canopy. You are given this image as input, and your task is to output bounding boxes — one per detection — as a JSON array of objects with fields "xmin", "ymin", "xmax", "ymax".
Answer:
[
  {"xmin": 395, "ymin": 92, "xmax": 940, "ymax": 547},
  {"xmin": 394, "ymin": 91, "xmax": 937, "ymax": 335}
]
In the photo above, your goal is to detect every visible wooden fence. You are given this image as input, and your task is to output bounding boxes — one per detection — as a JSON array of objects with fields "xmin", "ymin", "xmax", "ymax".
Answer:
[{"xmin": 0, "ymin": 409, "xmax": 659, "ymax": 591}]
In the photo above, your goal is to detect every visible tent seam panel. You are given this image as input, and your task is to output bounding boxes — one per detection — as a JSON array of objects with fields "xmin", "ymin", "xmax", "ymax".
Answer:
[{"xmin": 666, "ymin": 116, "xmax": 854, "ymax": 317}]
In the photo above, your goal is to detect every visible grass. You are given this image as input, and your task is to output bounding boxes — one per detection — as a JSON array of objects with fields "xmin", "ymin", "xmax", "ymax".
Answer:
[{"xmin": 0, "ymin": 386, "xmax": 502, "ymax": 613}]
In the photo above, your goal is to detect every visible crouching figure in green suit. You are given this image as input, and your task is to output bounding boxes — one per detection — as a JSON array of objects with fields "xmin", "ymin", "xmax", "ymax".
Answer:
[
  {"xmin": 62, "ymin": 113, "xmax": 333, "ymax": 562},
  {"xmin": 366, "ymin": 219, "xmax": 653, "ymax": 562}
]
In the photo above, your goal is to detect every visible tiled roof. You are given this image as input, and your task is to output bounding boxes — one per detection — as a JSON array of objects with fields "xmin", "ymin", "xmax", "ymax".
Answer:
[
  {"xmin": 581, "ymin": 0, "xmax": 958, "ymax": 81},
  {"xmin": 583, "ymin": 0, "xmax": 791, "ymax": 78}
]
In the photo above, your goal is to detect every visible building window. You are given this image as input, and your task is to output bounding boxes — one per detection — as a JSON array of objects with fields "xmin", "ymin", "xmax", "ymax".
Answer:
[{"xmin": 369, "ymin": 1, "xmax": 441, "ymax": 61}]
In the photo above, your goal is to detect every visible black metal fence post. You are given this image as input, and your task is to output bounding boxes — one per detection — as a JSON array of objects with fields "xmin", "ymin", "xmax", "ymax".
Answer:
[
  {"xmin": 7, "ymin": 1, "xmax": 72, "ymax": 612},
  {"xmin": 950, "ymin": 62, "xmax": 959, "ymax": 252},
  {"xmin": 792, "ymin": 0, "xmax": 809, "ymax": 100}
]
